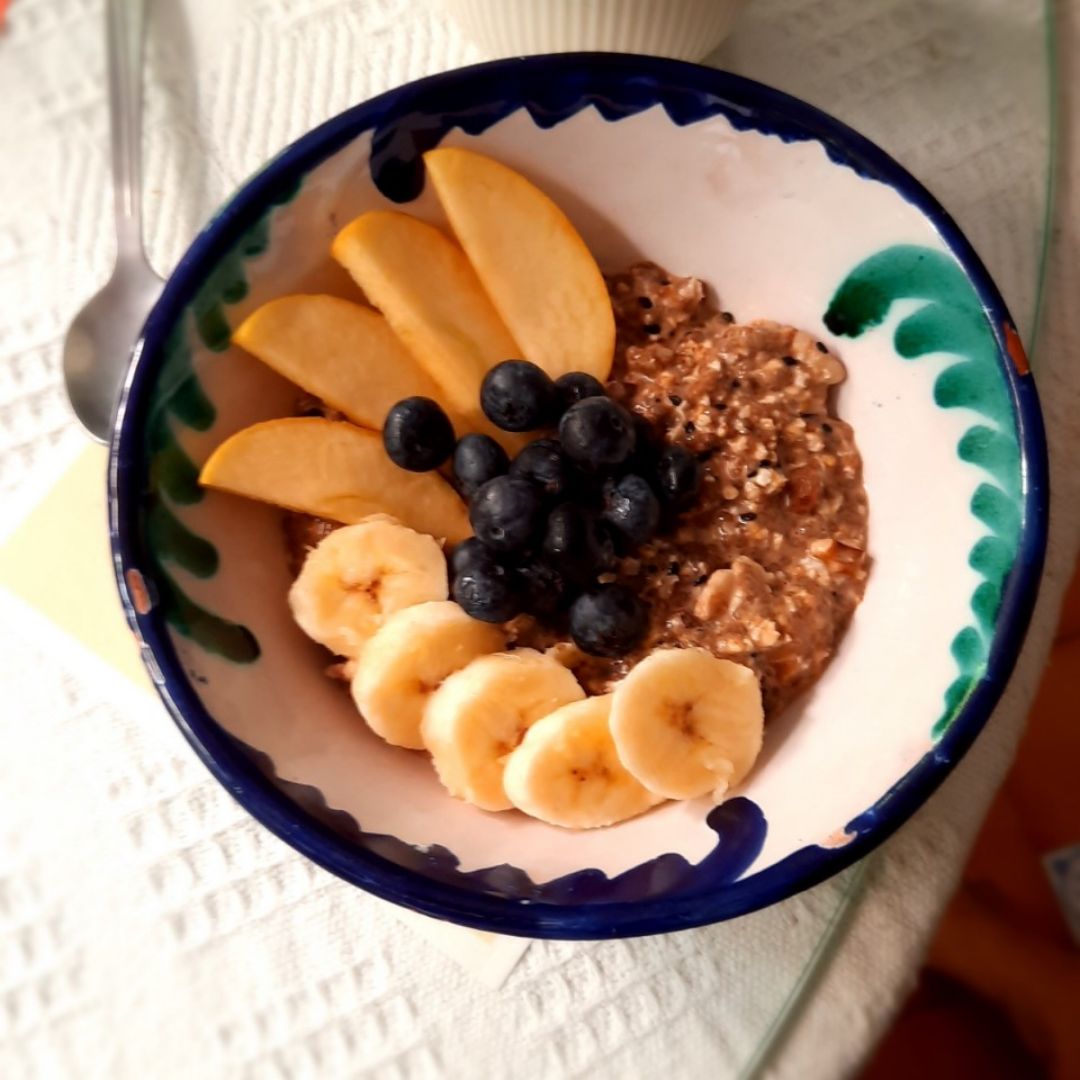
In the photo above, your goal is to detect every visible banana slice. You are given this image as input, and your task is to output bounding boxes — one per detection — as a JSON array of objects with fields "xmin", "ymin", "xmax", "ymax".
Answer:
[
  {"xmin": 610, "ymin": 648, "xmax": 764, "ymax": 801},
  {"xmin": 288, "ymin": 519, "xmax": 448, "ymax": 658},
  {"xmin": 503, "ymin": 695, "xmax": 663, "ymax": 828},
  {"xmin": 351, "ymin": 601, "xmax": 505, "ymax": 750},
  {"xmin": 422, "ymin": 649, "xmax": 585, "ymax": 811}
]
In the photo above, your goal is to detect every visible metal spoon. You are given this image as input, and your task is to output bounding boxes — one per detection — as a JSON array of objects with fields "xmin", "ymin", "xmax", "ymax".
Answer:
[{"xmin": 63, "ymin": 0, "xmax": 162, "ymax": 443}]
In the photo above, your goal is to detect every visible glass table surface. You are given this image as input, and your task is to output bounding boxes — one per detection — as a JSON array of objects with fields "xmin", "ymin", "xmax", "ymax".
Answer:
[{"xmin": 706, "ymin": 0, "xmax": 1054, "ymax": 1072}]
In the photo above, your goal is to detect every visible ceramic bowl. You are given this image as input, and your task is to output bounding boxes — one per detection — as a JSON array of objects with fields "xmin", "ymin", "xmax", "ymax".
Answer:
[
  {"xmin": 110, "ymin": 54, "xmax": 1047, "ymax": 938},
  {"xmin": 438, "ymin": 0, "xmax": 747, "ymax": 62}
]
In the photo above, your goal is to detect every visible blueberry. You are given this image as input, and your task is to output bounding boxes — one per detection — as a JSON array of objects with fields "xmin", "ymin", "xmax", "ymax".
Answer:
[
  {"xmin": 601, "ymin": 474, "xmax": 660, "ymax": 546},
  {"xmin": 559, "ymin": 397, "xmax": 635, "ymax": 469},
  {"xmin": 382, "ymin": 396, "xmax": 455, "ymax": 472},
  {"xmin": 469, "ymin": 476, "xmax": 543, "ymax": 552},
  {"xmin": 480, "ymin": 360, "xmax": 557, "ymax": 432},
  {"xmin": 541, "ymin": 503, "xmax": 615, "ymax": 586},
  {"xmin": 452, "ymin": 433, "xmax": 509, "ymax": 499},
  {"xmin": 510, "ymin": 438, "xmax": 570, "ymax": 501},
  {"xmin": 517, "ymin": 559, "xmax": 569, "ymax": 617},
  {"xmin": 452, "ymin": 562, "xmax": 522, "ymax": 623},
  {"xmin": 554, "ymin": 371, "xmax": 605, "ymax": 414},
  {"xmin": 449, "ymin": 536, "xmax": 498, "ymax": 578},
  {"xmin": 655, "ymin": 445, "xmax": 702, "ymax": 509},
  {"xmin": 565, "ymin": 463, "xmax": 605, "ymax": 507},
  {"xmin": 569, "ymin": 585, "xmax": 648, "ymax": 657},
  {"xmin": 626, "ymin": 414, "xmax": 659, "ymax": 474}
]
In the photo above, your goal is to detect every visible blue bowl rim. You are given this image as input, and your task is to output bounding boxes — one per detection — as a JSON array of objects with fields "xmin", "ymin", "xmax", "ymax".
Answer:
[{"xmin": 109, "ymin": 52, "xmax": 1049, "ymax": 939}]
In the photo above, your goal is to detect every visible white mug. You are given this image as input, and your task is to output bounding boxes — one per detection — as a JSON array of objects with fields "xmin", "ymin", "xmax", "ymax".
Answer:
[{"xmin": 440, "ymin": 0, "xmax": 748, "ymax": 63}]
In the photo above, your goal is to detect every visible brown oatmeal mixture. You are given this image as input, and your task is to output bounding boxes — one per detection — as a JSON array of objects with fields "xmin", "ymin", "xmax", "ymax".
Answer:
[
  {"xmin": 285, "ymin": 262, "xmax": 869, "ymax": 719},
  {"xmin": 511, "ymin": 263, "xmax": 869, "ymax": 716},
  {"xmin": 284, "ymin": 511, "xmax": 340, "ymax": 578}
]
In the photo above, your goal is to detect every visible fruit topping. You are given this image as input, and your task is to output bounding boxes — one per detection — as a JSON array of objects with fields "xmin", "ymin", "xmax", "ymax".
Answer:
[
  {"xmin": 199, "ymin": 417, "xmax": 470, "ymax": 544},
  {"xmin": 554, "ymin": 371, "xmax": 605, "ymax": 413},
  {"xmin": 503, "ymin": 695, "xmax": 661, "ymax": 829},
  {"xmin": 609, "ymin": 649, "xmax": 764, "ymax": 800},
  {"xmin": 382, "ymin": 395, "xmax": 455, "ymax": 472},
  {"xmin": 509, "ymin": 437, "xmax": 570, "ymax": 502},
  {"xmin": 626, "ymin": 413, "xmax": 660, "ymax": 475},
  {"xmin": 201, "ymin": 149, "xmax": 776, "ymax": 831},
  {"xmin": 516, "ymin": 559, "xmax": 569, "ymax": 617},
  {"xmin": 558, "ymin": 397, "xmax": 635, "ymax": 469},
  {"xmin": 469, "ymin": 475, "xmax": 544, "ymax": 552},
  {"xmin": 423, "ymin": 147, "xmax": 615, "ymax": 382},
  {"xmin": 452, "ymin": 433, "xmax": 509, "ymax": 499},
  {"xmin": 601, "ymin": 473, "xmax": 661, "ymax": 547},
  {"xmin": 540, "ymin": 503, "xmax": 615, "ymax": 587},
  {"xmin": 480, "ymin": 359, "xmax": 557, "ymax": 432},
  {"xmin": 232, "ymin": 294, "xmax": 451, "ymax": 433},
  {"xmin": 449, "ymin": 536, "xmax": 495, "ymax": 578},
  {"xmin": 655, "ymin": 444, "xmax": 702, "ymax": 509},
  {"xmin": 331, "ymin": 209, "xmax": 522, "ymax": 452},
  {"xmin": 568, "ymin": 584, "xmax": 648, "ymax": 658},
  {"xmin": 421, "ymin": 648, "xmax": 585, "ymax": 811},
  {"xmin": 451, "ymin": 558, "xmax": 523, "ymax": 624},
  {"xmin": 288, "ymin": 519, "xmax": 448, "ymax": 658},
  {"xmin": 351, "ymin": 600, "xmax": 505, "ymax": 749}
]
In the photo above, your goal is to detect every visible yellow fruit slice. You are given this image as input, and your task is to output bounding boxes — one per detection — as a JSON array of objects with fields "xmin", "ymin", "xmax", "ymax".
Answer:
[
  {"xmin": 200, "ymin": 417, "xmax": 470, "ymax": 544},
  {"xmin": 424, "ymin": 146, "xmax": 615, "ymax": 381},
  {"xmin": 288, "ymin": 522, "xmax": 449, "ymax": 659},
  {"xmin": 232, "ymin": 294, "xmax": 456, "ymax": 432},
  {"xmin": 503, "ymin": 695, "xmax": 663, "ymax": 828},
  {"xmin": 421, "ymin": 649, "xmax": 585, "ymax": 811},
  {"xmin": 351, "ymin": 600, "xmax": 505, "ymax": 750},
  {"xmin": 610, "ymin": 648, "xmax": 764, "ymax": 801},
  {"xmin": 331, "ymin": 211, "xmax": 523, "ymax": 450}
]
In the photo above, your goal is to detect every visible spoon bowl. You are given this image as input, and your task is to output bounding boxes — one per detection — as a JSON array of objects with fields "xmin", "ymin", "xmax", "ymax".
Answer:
[
  {"xmin": 63, "ymin": 258, "xmax": 161, "ymax": 442},
  {"xmin": 62, "ymin": 0, "xmax": 158, "ymax": 443}
]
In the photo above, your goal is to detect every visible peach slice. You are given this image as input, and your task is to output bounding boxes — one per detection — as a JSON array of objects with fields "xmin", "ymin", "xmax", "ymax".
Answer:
[
  {"xmin": 331, "ymin": 211, "xmax": 523, "ymax": 450},
  {"xmin": 232, "ymin": 294, "xmax": 456, "ymax": 433},
  {"xmin": 200, "ymin": 417, "xmax": 471, "ymax": 544},
  {"xmin": 424, "ymin": 147, "xmax": 614, "ymax": 381}
]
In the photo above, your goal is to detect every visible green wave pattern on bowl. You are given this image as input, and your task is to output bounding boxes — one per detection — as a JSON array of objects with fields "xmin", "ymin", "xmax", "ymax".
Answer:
[
  {"xmin": 141, "ymin": 186, "xmax": 300, "ymax": 663},
  {"xmin": 825, "ymin": 244, "xmax": 1021, "ymax": 738}
]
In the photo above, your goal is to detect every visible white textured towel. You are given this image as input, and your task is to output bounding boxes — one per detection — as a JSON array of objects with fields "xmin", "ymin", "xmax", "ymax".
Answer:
[{"xmin": 1, "ymin": 1, "xmax": 1077, "ymax": 1078}]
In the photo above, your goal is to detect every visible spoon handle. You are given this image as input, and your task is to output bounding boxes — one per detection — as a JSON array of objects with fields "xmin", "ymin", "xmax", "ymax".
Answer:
[{"xmin": 106, "ymin": 0, "xmax": 148, "ymax": 260}]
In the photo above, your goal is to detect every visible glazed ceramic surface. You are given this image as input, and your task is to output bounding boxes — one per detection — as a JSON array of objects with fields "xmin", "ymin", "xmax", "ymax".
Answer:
[
  {"xmin": 110, "ymin": 55, "xmax": 1047, "ymax": 938},
  {"xmin": 439, "ymin": 0, "xmax": 746, "ymax": 62}
]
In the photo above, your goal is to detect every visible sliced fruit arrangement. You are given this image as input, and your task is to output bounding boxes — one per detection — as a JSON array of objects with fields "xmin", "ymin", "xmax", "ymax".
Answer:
[
  {"xmin": 232, "ymin": 294, "xmax": 453, "ymax": 433},
  {"xmin": 206, "ymin": 149, "xmax": 615, "ymax": 534},
  {"xmin": 503, "ymin": 695, "xmax": 662, "ymax": 829},
  {"xmin": 425, "ymin": 147, "xmax": 615, "ymax": 381},
  {"xmin": 286, "ymin": 517, "xmax": 764, "ymax": 827},
  {"xmin": 422, "ymin": 649, "xmax": 585, "ymax": 812},
  {"xmin": 331, "ymin": 211, "xmax": 523, "ymax": 452},
  {"xmin": 393, "ymin": 356, "xmax": 700, "ymax": 660},
  {"xmin": 200, "ymin": 417, "xmax": 470, "ymax": 544},
  {"xmin": 196, "ymin": 148, "xmax": 766, "ymax": 829}
]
